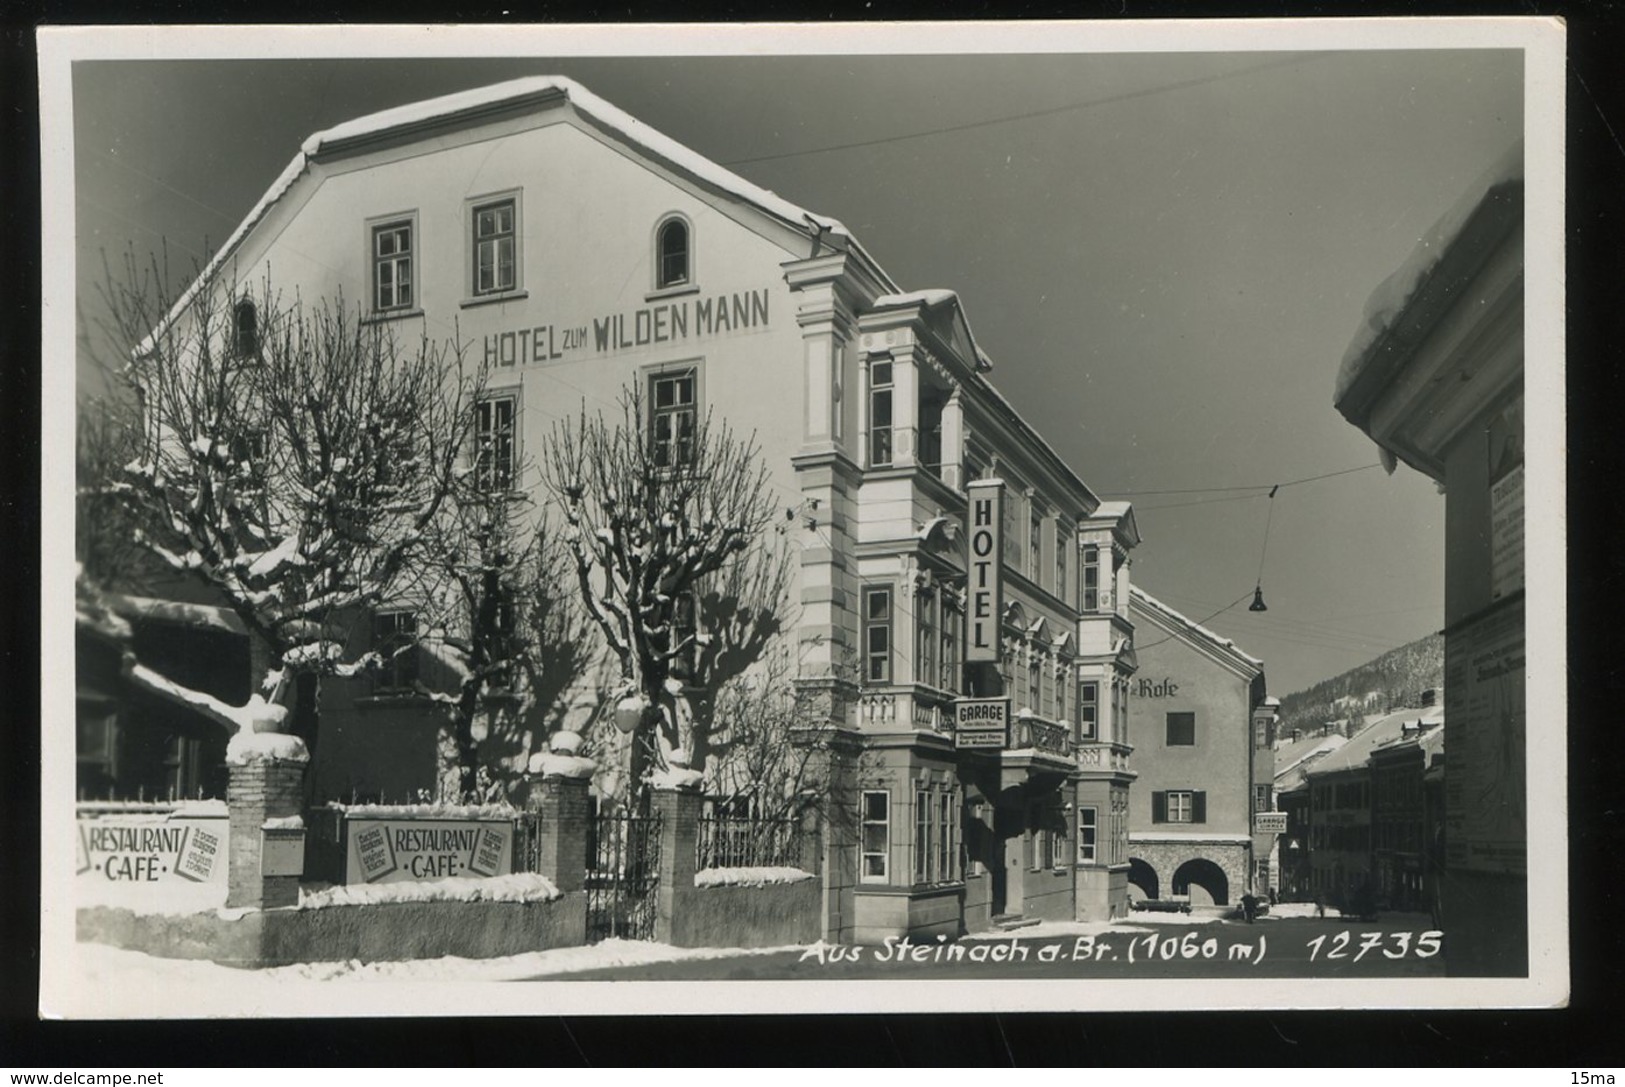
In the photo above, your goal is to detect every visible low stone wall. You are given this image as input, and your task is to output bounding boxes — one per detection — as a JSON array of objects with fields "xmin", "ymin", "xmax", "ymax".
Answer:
[
  {"xmin": 669, "ymin": 880, "xmax": 820, "ymax": 949},
  {"xmin": 78, "ymin": 891, "xmax": 587, "ymax": 968}
]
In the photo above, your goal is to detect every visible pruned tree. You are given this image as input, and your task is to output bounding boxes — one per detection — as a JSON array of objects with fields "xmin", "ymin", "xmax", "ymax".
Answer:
[
  {"xmin": 542, "ymin": 387, "xmax": 776, "ymax": 809},
  {"xmin": 407, "ymin": 486, "xmax": 590, "ymax": 802},
  {"xmin": 100, "ymin": 247, "xmax": 483, "ymax": 749}
]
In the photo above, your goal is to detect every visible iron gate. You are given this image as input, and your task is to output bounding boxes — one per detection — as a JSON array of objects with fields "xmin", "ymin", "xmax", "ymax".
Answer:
[{"xmin": 585, "ymin": 807, "xmax": 663, "ymax": 942}]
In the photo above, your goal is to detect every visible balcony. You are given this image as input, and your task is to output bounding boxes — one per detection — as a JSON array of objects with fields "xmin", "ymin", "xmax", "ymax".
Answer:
[
  {"xmin": 1074, "ymin": 741, "xmax": 1133, "ymax": 774},
  {"xmin": 857, "ymin": 683, "xmax": 957, "ymax": 734},
  {"xmin": 1010, "ymin": 713, "xmax": 1072, "ymax": 759}
]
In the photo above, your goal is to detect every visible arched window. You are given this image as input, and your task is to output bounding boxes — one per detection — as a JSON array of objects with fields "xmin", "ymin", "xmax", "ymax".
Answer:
[
  {"xmin": 233, "ymin": 299, "xmax": 259, "ymax": 360},
  {"xmin": 655, "ymin": 216, "xmax": 690, "ymax": 289}
]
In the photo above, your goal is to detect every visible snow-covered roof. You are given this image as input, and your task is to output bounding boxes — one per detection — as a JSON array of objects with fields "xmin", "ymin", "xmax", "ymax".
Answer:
[
  {"xmin": 1092, "ymin": 501, "xmax": 1134, "ymax": 520},
  {"xmin": 111, "ymin": 594, "xmax": 247, "ymax": 636},
  {"xmin": 138, "ymin": 75, "xmax": 883, "ymax": 357},
  {"xmin": 1305, "ymin": 706, "xmax": 1441, "ymax": 778},
  {"xmin": 139, "ymin": 76, "xmax": 1111, "ymax": 519},
  {"xmin": 1129, "ymin": 586, "xmax": 1264, "ymax": 672},
  {"xmin": 1335, "ymin": 139, "xmax": 1524, "ymax": 403}
]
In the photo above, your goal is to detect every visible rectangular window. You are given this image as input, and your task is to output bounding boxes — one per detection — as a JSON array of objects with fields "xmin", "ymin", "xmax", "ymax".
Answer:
[
  {"xmin": 472, "ymin": 198, "xmax": 517, "ymax": 295},
  {"xmin": 374, "ymin": 610, "xmax": 418, "ymax": 692},
  {"xmin": 1255, "ymin": 784, "xmax": 1272, "ymax": 813},
  {"xmin": 1166, "ymin": 711, "xmax": 1196, "ymax": 746},
  {"xmin": 1115, "ymin": 682, "xmax": 1129, "ymax": 745},
  {"xmin": 650, "ymin": 369, "xmax": 697, "ymax": 469},
  {"xmin": 1029, "ymin": 506, "xmax": 1043, "ymax": 583},
  {"xmin": 1079, "ymin": 681, "xmax": 1098, "ymax": 741},
  {"xmin": 1082, "ymin": 545, "xmax": 1100, "ymax": 611},
  {"xmin": 475, "ymin": 395, "xmax": 516, "ymax": 492},
  {"xmin": 864, "ymin": 587, "xmax": 892, "ymax": 684},
  {"xmin": 1056, "ymin": 666, "xmax": 1068, "ymax": 726},
  {"xmin": 940, "ymin": 601, "xmax": 961, "ymax": 693},
  {"xmin": 1152, "ymin": 789, "xmax": 1206, "ymax": 825},
  {"xmin": 372, "ymin": 220, "xmax": 414, "ymax": 312},
  {"xmin": 1077, "ymin": 806, "xmax": 1098, "ymax": 863},
  {"xmin": 869, "ymin": 361, "xmax": 893, "ymax": 468},
  {"xmin": 937, "ymin": 790, "xmax": 957, "ymax": 882},
  {"xmin": 861, "ymin": 790, "xmax": 890, "ymax": 883},
  {"xmin": 1055, "ymin": 522, "xmax": 1068, "ymax": 601},
  {"xmin": 1028, "ymin": 656, "xmax": 1042, "ymax": 715},
  {"xmin": 915, "ymin": 789, "xmax": 932, "ymax": 884},
  {"xmin": 917, "ymin": 591, "xmax": 936, "ymax": 690}
]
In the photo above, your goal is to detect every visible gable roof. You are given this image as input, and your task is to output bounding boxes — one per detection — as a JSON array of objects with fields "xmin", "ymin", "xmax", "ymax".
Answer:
[
  {"xmin": 1129, "ymin": 585, "xmax": 1264, "ymax": 676},
  {"xmin": 139, "ymin": 75, "xmax": 893, "ymax": 356}
]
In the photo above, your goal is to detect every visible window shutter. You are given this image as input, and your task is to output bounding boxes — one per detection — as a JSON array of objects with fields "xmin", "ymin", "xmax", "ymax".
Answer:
[
  {"xmin": 1151, "ymin": 791, "xmax": 1166, "ymax": 824},
  {"xmin": 1192, "ymin": 791, "xmax": 1207, "ymax": 824}
]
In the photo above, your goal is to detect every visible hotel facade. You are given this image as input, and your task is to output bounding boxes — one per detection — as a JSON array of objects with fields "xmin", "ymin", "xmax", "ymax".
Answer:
[{"xmin": 134, "ymin": 77, "xmax": 1166, "ymax": 941}]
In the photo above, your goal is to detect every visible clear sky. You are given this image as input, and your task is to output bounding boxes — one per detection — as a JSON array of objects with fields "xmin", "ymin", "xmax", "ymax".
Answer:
[{"xmin": 69, "ymin": 40, "xmax": 1525, "ymax": 695}]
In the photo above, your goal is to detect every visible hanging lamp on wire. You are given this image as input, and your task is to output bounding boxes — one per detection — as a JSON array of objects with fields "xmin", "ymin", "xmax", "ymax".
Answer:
[{"xmin": 1250, "ymin": 484, "xmax": 1278, "ymax": 612}]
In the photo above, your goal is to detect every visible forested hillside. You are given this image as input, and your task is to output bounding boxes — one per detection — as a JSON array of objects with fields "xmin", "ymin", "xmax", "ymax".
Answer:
[{"xmin": 1276, "ymin": 633, "xmax": 1444, "ymax": 737}]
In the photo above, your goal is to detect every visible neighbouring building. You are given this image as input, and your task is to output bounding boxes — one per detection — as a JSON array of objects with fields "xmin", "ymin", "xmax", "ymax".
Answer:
[
  {"xmin": 1334, "ymin": 139, "xmax": 1526, "ymax": 974},
  {"xmin": 1123, "ymin": 587, "xmax": 1268, "ymax": 908},
  {"xmin": 132, "ymin": 76, "xmax": 1148, "ymax": 942},
  {"xmin": 75, "ymin": 581, "xmax": 250, "ymax": 802},
  {"xmin": 1302, "ymin": 705, "xmax": 1441, "ymax": 912},
  {"xmin": 1272, "ymin": 728, "xmax": 1348, "ymax": 900},
  {"xmin": 1369, "ymin": 714, "xmax": 1446, "ymax": 914}
]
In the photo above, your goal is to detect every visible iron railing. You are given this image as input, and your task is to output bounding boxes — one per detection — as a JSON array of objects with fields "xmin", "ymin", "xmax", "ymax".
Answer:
[{"xmin": 696, "ymin": 804, "xmax": 804, "ymax": 871}]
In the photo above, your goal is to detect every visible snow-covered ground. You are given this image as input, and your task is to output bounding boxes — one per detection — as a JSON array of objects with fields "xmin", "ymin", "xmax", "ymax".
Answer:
[{"xmin": 64, "ymin": 936, "xmax": 801, "ymax": 1001}]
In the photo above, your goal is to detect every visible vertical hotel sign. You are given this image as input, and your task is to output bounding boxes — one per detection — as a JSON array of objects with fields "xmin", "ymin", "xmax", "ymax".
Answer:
[{"xmin": 967, "ymin": 479, "xmax": 1004, "ymax": 662}]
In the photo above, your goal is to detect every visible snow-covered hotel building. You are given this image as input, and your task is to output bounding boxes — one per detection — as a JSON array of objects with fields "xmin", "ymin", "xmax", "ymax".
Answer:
[{"xmin": 143, "ymin": 77, "xmax": 1145, "ymax": 939}]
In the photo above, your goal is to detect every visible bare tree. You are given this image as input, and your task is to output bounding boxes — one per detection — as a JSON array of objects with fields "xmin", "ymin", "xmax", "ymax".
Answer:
[
  {"xmin": 410, "ymin": 490, "xmax": 591, "ymax": 802},
  {"xmin": 542, "ymin": 387, "xmax": 776, "ymax": 809},
  {"xmin": 100, "ymin": 248, "xmax": 482, "ymax": 750}
]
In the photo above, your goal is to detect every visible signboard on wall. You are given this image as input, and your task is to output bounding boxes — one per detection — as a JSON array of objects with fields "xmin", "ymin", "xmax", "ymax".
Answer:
[
  {"xmin": 76, "ymin": 806, "xmax": 229, "ymax": 910},
  {"xmin": 344, "ymin": 818, "xmax": 514, "ymax": 884},
  {"xmin": 1443, "ymin": 599, "xmax": 1526, "ymax": 876},
  {"xmin": 966, "ymin": 480, "xmax": 1004, "ymax": 663},
  {"xmin": 1488, "ymin": 397, "xmax": 1524, "ymax": 601},
  {"xmin": 1253, "ymin": 812, "xmax": 1288, "ymax": 835},
  {"xmin": 953, "ymin": 697, "xmax": 1010, "ymax": 749}
]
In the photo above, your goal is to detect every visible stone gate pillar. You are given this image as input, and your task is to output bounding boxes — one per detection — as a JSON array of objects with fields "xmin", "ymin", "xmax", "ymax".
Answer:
[{"xmin": 225, "ymin": 732, "xmax": 309, "ymax": 910}]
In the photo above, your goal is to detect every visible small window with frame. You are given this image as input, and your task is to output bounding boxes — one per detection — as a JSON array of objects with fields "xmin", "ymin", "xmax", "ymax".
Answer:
[
  {"xmin": 371, "ymin": 217, "xmax": 416, "ymax": 314},
  {"xmin": 654, "ymin": 215, "xmax": 691, "ymax": 290},
  {"xmin": 860, "ymin": 789, "xmax": 890, "ymax": 883},
  {"xmin": 471, "ymin": 197, "xmax": 519, "ymax": 297}
]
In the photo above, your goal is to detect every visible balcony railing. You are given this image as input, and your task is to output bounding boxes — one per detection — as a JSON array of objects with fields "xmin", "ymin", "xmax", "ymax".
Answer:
[
  {"xmin": 1011, "ymin": 714, "xmax": 1072, "ymax": 759},
  {"xmin": 1074, "ymin": 742, "xmax": 1132, "ymax": 772},
  {"xmin": 858, "ymin": 684, "xmax": 956, "ymax": 733}
]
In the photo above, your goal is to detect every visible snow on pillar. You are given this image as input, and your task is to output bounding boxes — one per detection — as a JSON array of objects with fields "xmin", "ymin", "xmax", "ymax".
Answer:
[{"xmin": 224, "ymin": 731, "xmax": 309, "ymax": 910}]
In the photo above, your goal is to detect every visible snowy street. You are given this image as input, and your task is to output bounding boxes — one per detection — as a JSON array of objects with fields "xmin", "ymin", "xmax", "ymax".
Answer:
[{"xmin": 65, "ymin": 907, "xmax": 1445, "ymax": 1006}]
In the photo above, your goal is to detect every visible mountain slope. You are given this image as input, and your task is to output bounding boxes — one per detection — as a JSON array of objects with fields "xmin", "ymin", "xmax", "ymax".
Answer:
[{"xmin": 1276, "ymin": 633, "xmax": 1444, "ymax": 737}]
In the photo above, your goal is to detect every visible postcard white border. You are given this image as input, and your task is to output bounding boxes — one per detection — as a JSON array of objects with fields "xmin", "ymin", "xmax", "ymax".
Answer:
[{"xmin": 38, "ymin": 17, "xmax": 1568, "ymax": 1017}]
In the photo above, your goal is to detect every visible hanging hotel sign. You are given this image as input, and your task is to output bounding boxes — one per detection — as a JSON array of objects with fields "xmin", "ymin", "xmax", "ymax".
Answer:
[
  {"xmin": 953, "ymin": 698, "xmax": 1011, "ymax": 750},
  {"xmin": 344, "ymin": 818, "xmax": 514, "ymax": 884},
  {"xmin": 480, "ymin": 287, "xmax": 772, "ymax": 368},
  {"xmin": 966, "ymin": 480, "xmax": 1004, "ymax": 663},
  {"xmin": 1253, "ymin": 812, "xmax": 1288, "ymax": 835}
]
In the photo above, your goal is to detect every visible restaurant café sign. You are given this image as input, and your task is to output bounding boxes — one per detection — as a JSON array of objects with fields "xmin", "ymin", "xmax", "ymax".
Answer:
[
  {"xmin": 76, "ymin": 806, "xmax": 228, "ymax": 907},
  {"xmin": 345, "ymin": 817, "xmax": 514, "ymax": 884},
  {"xmin": 966, "ymin": 480, "xmax": 1004, "ymax": 663}
]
